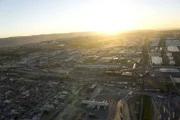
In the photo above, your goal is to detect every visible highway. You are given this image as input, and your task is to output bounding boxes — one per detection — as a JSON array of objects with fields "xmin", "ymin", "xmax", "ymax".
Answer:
[
  {"xmin": 41, "ymin": 85, "xmax": 84, "ymax": 120},
  {"xmin": 139, "ymin": 96, "xmax": 143, "ymax": 120}
]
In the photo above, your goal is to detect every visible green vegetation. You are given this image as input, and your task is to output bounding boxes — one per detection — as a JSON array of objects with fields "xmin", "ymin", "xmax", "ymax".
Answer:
[
  {"xmin": 83, "ymin": 57, "xmax": 97, "ymax": 63},
  {"xmin": 164, "ymin": 83, "xmax": 173, "ymax": 92},
  {"xmin": 142, "ymin": 95, "xmax": 153, "ymax": 120},
  {"xmin": 137, "ymin": 105, "xmax": 140, "ymax": 120}
]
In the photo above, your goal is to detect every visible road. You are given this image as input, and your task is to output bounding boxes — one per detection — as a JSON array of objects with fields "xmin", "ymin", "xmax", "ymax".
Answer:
[
  {"xmin": 107, "ymin": 100, "xmax": 118, "ymax": 120},
  {"xmin": 139, "ymin": 97, "xmax": 143, "ymax": 120},
  {"xmin": 41, "ymin": 86, "xmax": 84, "ymax": 120}
]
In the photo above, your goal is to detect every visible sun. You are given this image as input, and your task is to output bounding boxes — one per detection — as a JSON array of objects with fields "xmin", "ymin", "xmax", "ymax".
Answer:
[
  {"xmin": 82, "ymin": 0, "xmax": 135, "ymax": 34},
  {"xmin": 95, "ymin": 18, "xmax": 133, "ymax": 34}
]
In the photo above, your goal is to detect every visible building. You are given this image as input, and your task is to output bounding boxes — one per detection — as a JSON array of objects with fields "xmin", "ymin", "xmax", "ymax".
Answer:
[
  {"xmin": 149, "ymin": 38, "xmax": 160, "ymax": 47},
  {"xmin": 75, "ymin": 64, "xmax": 120, "ymax": 70},
  {"xmin": 88, "ymin": 84, "xmax": 97, "ymax": 92},
  {"xmin": 81, "ymin": 100, "xmax": 109, "ymax": 108},
  {"xmin": 167, "ymin": 46, "xmax": 179, "ymax": 52},
  {"xmin": 159, "ymin": 68, "xmax": 179, "ymax": 73},
  {"xmin": 121, "ymin": 71, "xmax": 133, "ymax": 76},
  {"xmin": 151, "ymin": 56, "xmax": 162, "ymax": 65}
]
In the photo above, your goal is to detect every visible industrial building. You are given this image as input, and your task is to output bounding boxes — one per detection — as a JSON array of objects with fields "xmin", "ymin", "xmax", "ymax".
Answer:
[
  {"xmin": 165, "ymin": 39, "xmax": 180, "ymax": 46},
  {"xmin": 149, "ymin": 38, "xmax": 160, "ymax": 47},
  {"xmin": 159, "ymin": 68, "xmax": 179, "ymax": 73},
  {"xmin": 81, "ymin": 100, "xmax": 109, "ymax": 108},
  {"xmin": 88, "ymin": 84, "xmax": 97, "ymax": 92},
  {"xmin": 151, "ymin": 56, "xmax": 163, "ymax": 65},
  {"xmin": 167, "ymin": 46, "xmax": 180, "ymax": 52},
  {"xmin": 75, "ymin": 64, "xmax": 120, "ymax": 69}
]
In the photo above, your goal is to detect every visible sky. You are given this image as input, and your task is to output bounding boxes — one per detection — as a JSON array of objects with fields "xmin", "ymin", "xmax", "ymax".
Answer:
[{"xmin": 1, "ymin": 0, "xmax": 180, "ymax": 38}]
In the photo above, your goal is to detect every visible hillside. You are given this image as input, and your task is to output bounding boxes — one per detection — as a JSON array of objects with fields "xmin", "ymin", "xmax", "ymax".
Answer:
[{"xmin": 0, "ymin": 32, "xmax": 94, "ymax": 48}]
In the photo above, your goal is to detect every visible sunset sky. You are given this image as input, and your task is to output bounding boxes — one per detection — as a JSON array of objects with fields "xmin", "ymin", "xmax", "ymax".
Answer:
[{"xmin": 1, "ymin": 0, "xmax": 180, "ymax": 37}]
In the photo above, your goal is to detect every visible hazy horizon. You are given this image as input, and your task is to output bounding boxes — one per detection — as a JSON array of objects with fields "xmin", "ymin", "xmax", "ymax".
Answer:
[{"xmin": 1, "ymin": 0, "xmax": 180, "ymax": 38}]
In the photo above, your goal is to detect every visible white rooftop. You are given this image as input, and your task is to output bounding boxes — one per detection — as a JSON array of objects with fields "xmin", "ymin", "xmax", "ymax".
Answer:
[
  {"xmin": 121, "ymin": 72, "xmax": 133, "ymax": 76},
  {"xmin": 173, "ymin": 77, "xmax": 180, "ymax": 83},
  {"xmin": 151, "ymin": 56, "xmax": 162, "ymax": 65},
  {"xmin": 159, "ymin": 68, "xmax": 179, "ymax": 73},
  {"xmin": 81, "ymin": 100, "xmax": 109, "ymax": 107},
  {"xmin": 167, "ymin": 46, "xmax": 179, "ymax": 52}
]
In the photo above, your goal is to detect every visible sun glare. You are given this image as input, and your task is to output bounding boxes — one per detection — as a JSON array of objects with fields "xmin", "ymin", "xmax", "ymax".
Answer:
[{"xmin": 83, "ymin": 0, "xmax": 135, "ymax": 34}]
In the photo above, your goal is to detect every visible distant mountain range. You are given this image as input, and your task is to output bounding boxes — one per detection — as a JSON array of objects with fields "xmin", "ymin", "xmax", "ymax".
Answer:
[
  {"xmin": 1, "ymin": 29, "xmax": 180, "ymax": 48},
  {"xmin": 0, "ymin": 32, "xmax": 95, "ymax": 48}
]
